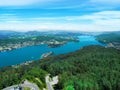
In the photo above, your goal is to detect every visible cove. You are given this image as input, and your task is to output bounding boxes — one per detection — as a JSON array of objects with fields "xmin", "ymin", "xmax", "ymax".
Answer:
[{"xmin": 0, "ymin": 36, "xmax": 106, "ymax": 68}]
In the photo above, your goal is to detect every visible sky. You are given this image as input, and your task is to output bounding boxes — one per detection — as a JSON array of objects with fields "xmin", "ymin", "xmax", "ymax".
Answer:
[{"xmin": 0, "ymin": 0, "xmax": 120, "ymax": 32}]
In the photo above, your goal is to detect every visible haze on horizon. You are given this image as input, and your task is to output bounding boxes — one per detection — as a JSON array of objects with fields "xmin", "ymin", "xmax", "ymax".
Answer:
[{"xmin": 0, "ymin": 0, "xmax": 120, "ymax": 32}]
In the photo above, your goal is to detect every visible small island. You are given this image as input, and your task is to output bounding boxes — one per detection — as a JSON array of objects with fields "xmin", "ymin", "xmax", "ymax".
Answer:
[{"xmin": 47, "ymin": 41, "xmax": 66, "ymax": 48}]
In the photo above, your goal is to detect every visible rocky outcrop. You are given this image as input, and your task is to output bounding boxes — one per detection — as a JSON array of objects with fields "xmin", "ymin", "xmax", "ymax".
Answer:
[
  {"xmin": 105, "ymin": 42, "xmax": 120, "ymax": 50},
  {"xmin": 41, "ymin": 51, "xmax": 54, "ymax": 59}
]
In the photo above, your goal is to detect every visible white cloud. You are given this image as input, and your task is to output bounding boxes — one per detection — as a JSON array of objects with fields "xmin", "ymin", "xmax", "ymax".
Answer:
[
  {"xmin": 65, "ymin": 11, "xmax": 120, "ymax": 21},
  {"xmin": 0, "ymin": 11, "xmax": 120, "ymax": 32},
  {"xmin": 90, "ymin": 0, "xmax": 120, "ymax": 4},
  {"xmin": 0, "ymin": 0, "xmax": 56, "ymax": 6}
]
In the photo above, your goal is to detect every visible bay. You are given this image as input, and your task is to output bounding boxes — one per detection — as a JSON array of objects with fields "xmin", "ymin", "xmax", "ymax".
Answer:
[{"xmin": 0, "ymin": 36, "xmax": 106, "ymax": 68}]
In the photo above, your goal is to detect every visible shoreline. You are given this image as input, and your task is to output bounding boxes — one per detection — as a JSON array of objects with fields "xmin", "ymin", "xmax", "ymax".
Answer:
[
  {"xmin": 0, "ymin": 41, "xmax": 67, "ymax": 53},
  {"xmin": 1, "ymin": 36, "xmax": 105, "ymax": 68}
]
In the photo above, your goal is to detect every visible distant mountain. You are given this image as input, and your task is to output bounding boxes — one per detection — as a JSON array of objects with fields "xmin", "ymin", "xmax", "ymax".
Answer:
[
  {"xmin": 0, "ymin": 30, "xmax": 84, "ymax": 38},
  {"xmin": 1, "ymin": 30, "xmax": 119, "ymax": 38},
  {"xmin": 24, "ymin": 31, "xmax": 43, "ymax": 36},
  {"xmin": 0, "ymin": 30, "xmax": 21, "ymax": 38}
]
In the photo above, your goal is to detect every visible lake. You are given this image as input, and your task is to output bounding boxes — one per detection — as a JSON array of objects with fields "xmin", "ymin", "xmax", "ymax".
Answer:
[{"xmin": 0, "ymin": 36, "xmax": 106, "ymax": 68}]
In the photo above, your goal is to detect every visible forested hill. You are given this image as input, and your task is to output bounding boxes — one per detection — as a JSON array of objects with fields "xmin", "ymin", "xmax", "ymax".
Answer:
[
  {"xmin": 39, "ymin": 45, "xmax": 120, "ymax": 90},
  {"xmin": 0, "ymin": 45, "xmax": 120, "ymax": 90},
  {"xmin": 96, "ymin": 32, "xmax": 120, "ymax": 43},
  {"xmin": 96, "ymin": 32, "xmax": 120, "ymax": 50}
]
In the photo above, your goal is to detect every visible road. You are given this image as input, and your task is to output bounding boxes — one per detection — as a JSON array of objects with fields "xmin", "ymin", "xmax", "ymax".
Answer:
[
  {"xmin": 45, "ymin": 75, "xmax": 58, "ymax": 90},
  {"xmin": 3, "ymin": 75, "xmax": 58, "ymax": 90},
  {"xmin": 46, "ymin": 82, "xmax": 54, "ymax": 90},
  {"xmin": 3, "ymin": 81, "xmax": 39, "ymax": 90},
  {"xmin": 46, "ymin": 75, "xmax": 54, "ymax": 90}
]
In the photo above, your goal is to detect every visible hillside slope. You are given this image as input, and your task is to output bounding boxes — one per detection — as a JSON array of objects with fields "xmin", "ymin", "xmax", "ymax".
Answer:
[
  {"xmin": 0, "ymin": 45, "xmax": 120, "ymax": 90},
  {"xmin": 96, "ymin": 32, "xmax": 120, "ymax": 43}
]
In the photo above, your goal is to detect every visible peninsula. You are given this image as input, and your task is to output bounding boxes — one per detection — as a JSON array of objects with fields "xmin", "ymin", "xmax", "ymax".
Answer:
[{"xmin": 0, "ymin": 35, "xmax": 78, "ymax": 52}]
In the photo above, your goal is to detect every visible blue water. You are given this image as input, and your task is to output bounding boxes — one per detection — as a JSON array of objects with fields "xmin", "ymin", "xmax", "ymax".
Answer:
[{"xmin": 0, "ymin": 36, "xmax": 106, "ymax": 68}]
